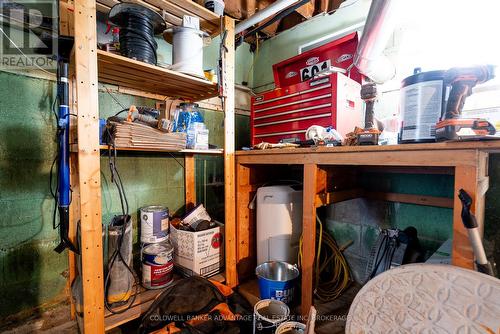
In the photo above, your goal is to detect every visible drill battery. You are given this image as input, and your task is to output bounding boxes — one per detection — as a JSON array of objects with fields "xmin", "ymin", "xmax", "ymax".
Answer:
[{"xmin": 435, "ymin": 118, "xmax": 496, "ymax": 141}]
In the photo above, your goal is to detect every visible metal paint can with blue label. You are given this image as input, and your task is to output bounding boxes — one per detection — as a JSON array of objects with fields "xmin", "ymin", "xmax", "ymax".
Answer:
[
  {"xmin": 140, "ymin": 206, "xmax": 169, "ymax": 243},
  {"xmin": 141, "ymin": 241, "xmax": 174, "ymax": 289}
]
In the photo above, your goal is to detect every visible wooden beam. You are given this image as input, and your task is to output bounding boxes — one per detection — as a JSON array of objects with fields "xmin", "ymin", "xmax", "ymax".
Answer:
[
  {"xmin": 223, "ymin": 16, "xmax": 237, "ymax": 288},
  {"xmin": 452, "ymin": 166, "xmax": 476, "ymax": 269},
  {"xmin": 452, "ymin": 152, "xmax": 488, "ymax": 269},
  {"xmin": 74, "ymin": 0, "xmax": 105, "ymax": 332},
  {"xmin": 236, "ymin": 150, "xmax": 479, "ymax": 167},
  {"xmin": 301, "ymin": 164, "xmax": 318, "ymax": 317},
  {"xmin": 235, "ymin": 164, "xmax": 254, "ymax": 283},
  {"xmin": 364, "ymin": 191, "xmax": 454, "ymax": 208},
  {"xmin": 184, "ymin": 154, "xmax": 196, "ymax": 211},
  {"xmin": 315, "ymin": 188, "xmax": 363, "ymax": 207}
]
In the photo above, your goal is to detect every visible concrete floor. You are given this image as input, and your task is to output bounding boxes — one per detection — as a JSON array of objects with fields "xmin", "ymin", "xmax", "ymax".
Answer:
[
  {"xmin": 0, "ymin": 304, "xmax": 77, "ymax": 334},
  {"xmin": 0, "ymin": 284, "xmax": 360, "ymax": 334},
  {"xmin": 314, "ymin": 284, "xmax": 360, "ymax": 334}
]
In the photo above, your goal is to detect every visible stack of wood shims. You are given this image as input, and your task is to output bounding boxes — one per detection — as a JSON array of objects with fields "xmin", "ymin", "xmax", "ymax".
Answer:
[{"xmin": 110, "ymin": 121, "xmax": 186, "ymax": 150}]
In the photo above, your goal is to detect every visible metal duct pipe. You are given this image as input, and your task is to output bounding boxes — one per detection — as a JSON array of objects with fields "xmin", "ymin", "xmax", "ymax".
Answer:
[
  {"xmin": 235, "ymin": 0, "xmax": 300, "ymax": 35},
  {"xmin": 354, "ymin": 0, "xmax": 399, "ymax": 84}
]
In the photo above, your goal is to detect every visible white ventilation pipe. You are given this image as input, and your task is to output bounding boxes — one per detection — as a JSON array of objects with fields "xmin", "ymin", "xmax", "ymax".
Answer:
[
  {"xmin": 354, "ymin": 0, "xmax": 399, "ymax": 84},
  {"xmin": 235, "ymin": 0, "xmax": 300, "ymax": 35}
]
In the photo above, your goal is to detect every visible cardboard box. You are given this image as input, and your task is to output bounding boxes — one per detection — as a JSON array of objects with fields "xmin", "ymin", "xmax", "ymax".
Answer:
[{"xmin": 170, "ymin": 221, "xmax": 224, "ymax": 277}]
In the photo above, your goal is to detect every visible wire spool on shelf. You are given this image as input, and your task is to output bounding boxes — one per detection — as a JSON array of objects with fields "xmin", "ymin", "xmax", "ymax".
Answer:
[{"xmin": 108, "ymin": 3, "xmax": 166, "ymax": 65}]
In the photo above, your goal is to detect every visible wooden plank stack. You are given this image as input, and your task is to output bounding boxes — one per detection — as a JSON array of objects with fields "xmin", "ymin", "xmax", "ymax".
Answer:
[{"xmin": 111, "ymin": 121, "xmax": 186, "ymax": 150}]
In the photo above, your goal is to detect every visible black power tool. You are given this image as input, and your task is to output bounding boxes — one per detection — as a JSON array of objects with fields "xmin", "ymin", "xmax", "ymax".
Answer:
[
  {"xmin": 357, "ymin": 82, "xmax": 381, "ymax": 145},
  {"xmin": 435, "ymin": 65, "xmax": 496, "ymax": 141}
]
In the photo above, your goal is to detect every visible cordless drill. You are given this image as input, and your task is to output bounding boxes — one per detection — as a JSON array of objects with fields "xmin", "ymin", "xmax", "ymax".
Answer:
[
  {"xmin": 435, "ymin": 65, "xmax": 496, "ymax": 141},
  {"xmin": 357, "ymin": 82, "xmax": 381, "ymax": 145}
]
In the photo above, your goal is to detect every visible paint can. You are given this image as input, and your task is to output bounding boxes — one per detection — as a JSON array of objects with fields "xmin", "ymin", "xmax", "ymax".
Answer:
[
  {"xmin": 276, "ymin": 321, "xmax": 306, "ymax": 334},
  {"xmin": 141, "ymin": 240, "xmax": 174, "ymax": 289},
  {"xmin": 253, "ymin": 299, "xmax": 289, "ymax": 334},
  {"xmin": 140, "ymin": 206, "xmax": 169, "ymax": 243}
]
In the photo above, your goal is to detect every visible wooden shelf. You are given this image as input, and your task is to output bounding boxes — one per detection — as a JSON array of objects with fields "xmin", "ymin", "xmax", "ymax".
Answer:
[
  {"xmin": 98, "ymin": 145, "xmax": 223, "ymax": 154},
  {"xmin": 104, "ymin": 272, "xmax": 226, "ymax": 331},
  {"xmin": 95, "ymin": 0, "xmax": 220, "ymax": 36},
  {"xmin": 97, "ymin": 50, "xmax": 219, "ymax": 101}
]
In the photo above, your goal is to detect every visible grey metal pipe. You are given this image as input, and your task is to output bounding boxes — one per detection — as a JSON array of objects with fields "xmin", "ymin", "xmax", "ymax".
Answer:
[
  {"xmin": 235, "ymin": 0, "xmax": 300, "ymax": 35},
  {"xmin": 354, "ymin": 0, "xmax": 398, "ymax": 84}
]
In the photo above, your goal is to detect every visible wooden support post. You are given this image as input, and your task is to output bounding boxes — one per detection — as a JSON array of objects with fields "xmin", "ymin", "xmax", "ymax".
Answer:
[
  {"xmin": 68, "ymin": 152, "xmax": 80, "ymax": 320},
  {"xmin": 74, "ymin": 0, "xmax": 104, "ymax": 332},
  {"xmin": 223, "ymin": 16, "xmax": 237, "ymax": 288},
  {"xmin": 185, "ymin": 154, "xmax": 196, "ymax": 210},
  {"xmin": 301, "ymin": 164, "xmax": 318, "ymax": 317},
  {"xmin": 452, "ymin": 152, "xmax": 489, "ymax": 269},
  {"xmin": 234, "ymin": 164, "xmax": 254, "ymax": 284}
]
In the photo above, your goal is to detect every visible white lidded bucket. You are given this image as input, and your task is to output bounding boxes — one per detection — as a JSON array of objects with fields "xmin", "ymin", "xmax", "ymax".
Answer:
[
  {"xmin": 253, "ymin": 299, "xmax": 289, "ymax": 334},
  {"xmin": 164, "ymin": 27, "xmax": 208, "ymax": 78},
  {"xmin": 276, "ymin": 321, "xmax": 306, "ymax": 334}
]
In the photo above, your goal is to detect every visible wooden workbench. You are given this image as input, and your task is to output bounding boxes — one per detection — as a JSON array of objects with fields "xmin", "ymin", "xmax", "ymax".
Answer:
[{"xmin": 227, "ymin": 140, "xmax": 500, "ymax": 316}]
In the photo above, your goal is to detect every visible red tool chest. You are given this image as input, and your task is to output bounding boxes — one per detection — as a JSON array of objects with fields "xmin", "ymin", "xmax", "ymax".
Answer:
[
  {"xmin": 272, "ymin": 32, "xmax": 361, "ymax": 88},
  {"xmin": 251, "ymin": 73, "xmax": 362, "ymax": 145}
]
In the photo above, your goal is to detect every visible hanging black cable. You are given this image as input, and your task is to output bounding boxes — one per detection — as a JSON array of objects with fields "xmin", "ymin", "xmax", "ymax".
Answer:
[{"xmin": 108, "ymin": 3, "xmax": 166, "ymax": 65}]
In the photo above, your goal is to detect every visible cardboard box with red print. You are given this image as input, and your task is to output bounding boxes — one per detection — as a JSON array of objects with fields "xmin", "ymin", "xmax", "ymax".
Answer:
[{"xmin": 170, "ymin": 221, "xmax": 224, "ymax": 278}]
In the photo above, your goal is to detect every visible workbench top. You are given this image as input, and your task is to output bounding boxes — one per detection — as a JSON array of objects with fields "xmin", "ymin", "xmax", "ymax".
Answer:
[{"xmin": 236, "ymin": 140, "xmax": 500, "ymax": 156}]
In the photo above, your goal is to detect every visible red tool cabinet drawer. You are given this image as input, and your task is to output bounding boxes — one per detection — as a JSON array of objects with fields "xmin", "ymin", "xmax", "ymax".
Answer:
[{"xmin": 251, "ymin": 73, "xmax": 363, "ymax": 145}]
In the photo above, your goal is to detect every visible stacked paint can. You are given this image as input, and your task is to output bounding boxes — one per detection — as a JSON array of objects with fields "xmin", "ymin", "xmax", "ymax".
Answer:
[
  {"xmin": 140, "ymin": 206, "xmax": 174, "ymax": 289},
  {"xmin": 140, "ymin": 206, "xmax": 169, "ymax": 243},
  {"xmin": 141, "ymin": 240, "xmax": 174, "ymax": 289}
]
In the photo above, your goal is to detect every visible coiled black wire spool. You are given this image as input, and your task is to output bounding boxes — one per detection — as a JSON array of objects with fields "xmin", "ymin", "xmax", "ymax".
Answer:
[{"xmin": 108, "ymin": 3, "xmax": 166, "ymax": 65}]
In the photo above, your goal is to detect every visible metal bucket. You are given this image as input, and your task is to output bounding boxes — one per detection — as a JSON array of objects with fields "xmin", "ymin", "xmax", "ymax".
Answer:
[
  {"xmin": 140, "ymin": 206, "xmax": 169, "ymax": 243},
  {"xmin": 276, "ymin": 321, "xmax": 306, "ymax": 334},
  {"xmin": 253, "ymin": 299, "xmax": 289, "ymax": 334},
  {"xmin": 256, "ymin": 261, "xmax": 300, "ymax": 304}
]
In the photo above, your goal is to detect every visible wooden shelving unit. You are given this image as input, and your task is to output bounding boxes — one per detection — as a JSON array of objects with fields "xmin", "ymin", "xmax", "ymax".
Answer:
[
  {"xmin": 67, "ymin": 0, "xmax": 235, "ymax": 332},
  {"xmin": 98, "ymin": 145, "xmax": 224, "ymax": 154},
  {"xmin": 97, "ymin": 51, "xmax": 219, "ymax": 101}
]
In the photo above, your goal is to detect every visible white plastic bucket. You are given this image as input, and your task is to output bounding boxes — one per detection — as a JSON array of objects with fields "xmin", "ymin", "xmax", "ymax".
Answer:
[{"xmin": 164, "ymin": 27, "xmax": 207, "ymax": 77}]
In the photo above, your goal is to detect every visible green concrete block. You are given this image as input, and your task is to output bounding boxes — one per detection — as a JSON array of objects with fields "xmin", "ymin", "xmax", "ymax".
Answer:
[
  {"xmin": 360, "ymin": 173, "xmax": 454, "ymax": 198},
  {"xmin": 166, "ymin": 156, "xmax": 185, "ymax": 188},
  {"xmin": 361, "ymin": 225, "xmax": 380, "ymax": 258},
  {"xmin": 393, "ymin": 203, "xmax": 453, "ymax": 242},
  {"xmin": 325, "ymin": 220, "xmax": 361, "ymax": 257},
  {"xmin": 0, "ymin": 240, "xmax": 67, "ymax": 317}
]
